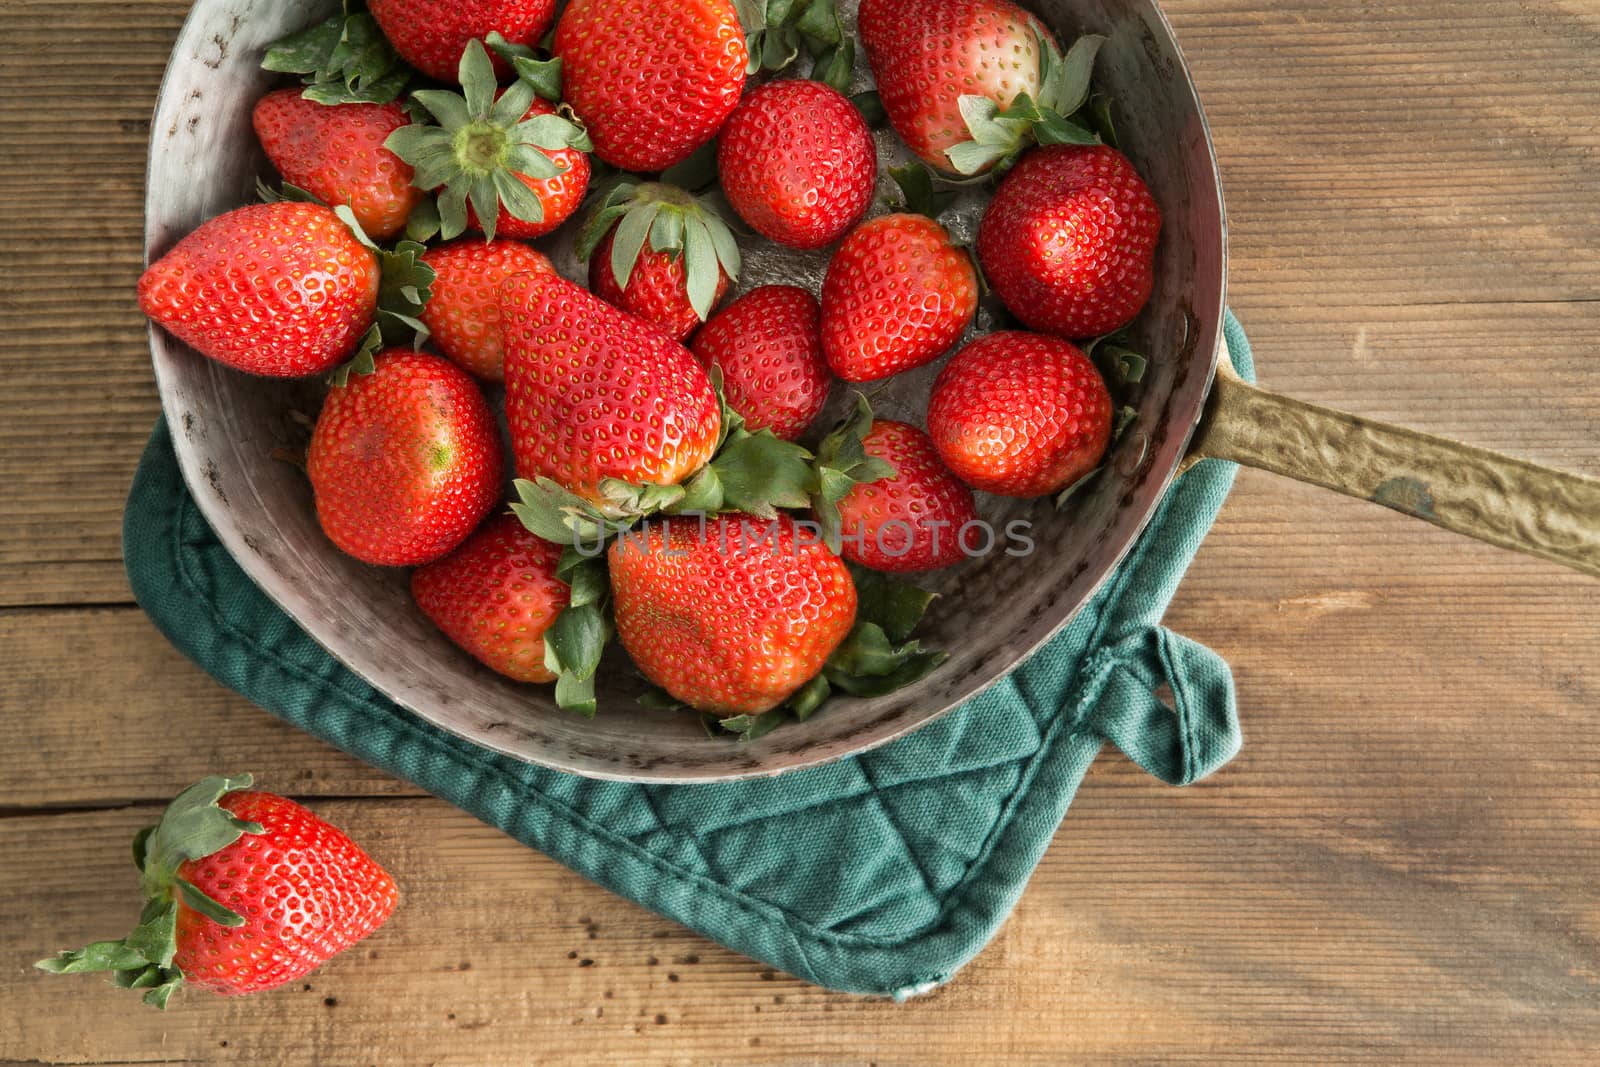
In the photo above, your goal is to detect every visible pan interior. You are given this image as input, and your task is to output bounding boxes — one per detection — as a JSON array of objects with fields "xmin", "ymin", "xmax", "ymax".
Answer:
[{"xmin": 146, "ymin": 0, "xmax": 1226, "ymax": 781}]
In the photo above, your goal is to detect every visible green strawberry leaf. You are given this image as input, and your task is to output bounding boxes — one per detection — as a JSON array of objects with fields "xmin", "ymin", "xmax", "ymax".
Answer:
[
  {"xmin": 175, "ymin": 879, "xmax": 245, "ymax": 929},
  {"xmin": 1054, "ymin": 465, "xmax": 1103, "ymax": 510},
  {"xmin": 577, "ymin": 182, "xmax": 739, "ymax": 321},
  {"xmin": 889, "ymin": 163, "xmax": 959, "ymax": 220},
  {"xmin": 717, "ymin": 710, "xmax": 788, "ymax": 743},
  {"xmin": 1088, "ymin": 91, "xmax": 1120, "ymax": 149},
  {"xmin": 787, "ymin": 674, "xmax": 832, "ymax": 721},
  {"xmin": 638, "ymin": 685, "xmax": 688, "ymax": 711},
  {"xmin": 849, "ymin": 567, "xmax": 938, "ymax": 644},
  {"xmin": 263, "ymin": 7, "xmax": 413, "ymax": 107},
  {"xmin": 708, "ymin": 429, "xmax": 815, "ymax": 519},
  {"xmin": 944, "ymin": 32, "xmax": 1107, "ymax": 175},
  {"xmin": 544, "ymin": 600, "xmax": 612, "ymax": 719},
  {"xmin": 826, "ymin": 647, "xmax": 947, "ymax": 697},
  {"xmin": 659, "ymin": 141, "xmax": 720, "ymax": 193},
  {"xmin": 485, "ymin": 31, "xmax": 564, "ymax": 101},
  {"xmin": 512, "ymin": 478, "xmax": 630, "ymax": 548},
  {"xmin": 852, "ymin": 90, "xmax": 886, "ymax": 128},
  {"xmin": 557, "ymin": 547, "xmax": 610, "ymax": 608},
  {"xmin": 809, "ymin": 394, "xmax": 897, "ymax": 553}
]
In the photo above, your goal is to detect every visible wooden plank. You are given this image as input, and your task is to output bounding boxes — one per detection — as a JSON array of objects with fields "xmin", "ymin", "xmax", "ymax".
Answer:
[
  {"xmin": 0, "ymin": 607, "xmax": 414, "ymax": 808},
  {"xmin": 2, "ymin": 796, "xmax": 1596, "ymax": 1065}
]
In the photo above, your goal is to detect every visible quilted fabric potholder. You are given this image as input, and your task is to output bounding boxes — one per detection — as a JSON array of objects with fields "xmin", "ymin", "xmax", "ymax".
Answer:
[{"xmin": 123, "ymin": 314, "xmax": 1255, "ymax": 999}]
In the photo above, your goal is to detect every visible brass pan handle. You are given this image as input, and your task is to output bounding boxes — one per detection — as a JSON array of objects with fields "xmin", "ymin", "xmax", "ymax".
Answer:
[{"xmin": 1184, "ymin": 341, "xmax": 1600, "ymax": 578}]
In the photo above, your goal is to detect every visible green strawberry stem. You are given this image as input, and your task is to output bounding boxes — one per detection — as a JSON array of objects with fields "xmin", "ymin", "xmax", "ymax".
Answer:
[
  {"xmin": 576, "ymin": 180, "xmax": 741, "ymax": 322},
  {"xmin": 262, "ymin": 2, "xmax": 413, "ymax": 106},
  {"xmin": 36, "ymin": 775, "xmax": 262, "ymax": 1010},
  {"xmin": 946, "ymin": 33, "xmax": 1107, "ymax": 177},
  {"xmin": 384, "ymin": 39, "xmax": 590, "ymax": 242}
]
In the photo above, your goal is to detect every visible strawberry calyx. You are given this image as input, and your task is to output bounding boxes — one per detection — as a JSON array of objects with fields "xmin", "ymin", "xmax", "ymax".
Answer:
[
  {"xmin": 673, "ymin": 369, "xmax": 818, "ymax": 519},
  {"xmin": 384, "ymin": 40, "xmax": 591, "ymax": 242},
  {"xmin": 262, "ymin": 2, "xmax": 412, "ymax": 107},
  {"xmin": 329, "ymin": 205, "xmax": 436, "ymax": 385},
  {"xmin": 576, "ymin": 180, "xmax": 741, "ymax": 323},
  {"xmin": 1053, "ymin": 332, "xmax": 1148, "ymax": 508},
  {"xmin": 888, "ymin": 162, "xmax": 960, "ymax": 222},
  {"xmin": 484, "ymin": 31, "xmax": 564, "ymax": 102},
  {"xmin": 684, "ymin": 568, "xmax": 945, "ymax": 741},
  {"xmin": 35, "ymin": 775, "xmax": 263, "ymax": 1010},
  {"xmin": 946, "ymin": 33, "xmax": 1106, "ymax": 177},
  {"xmin": 733, "ymin": 0, "xmax": 854, "ymax": 92},
  {"xmin": 809, "ymin": 394, "xmax": 899, "ymax": 554}
]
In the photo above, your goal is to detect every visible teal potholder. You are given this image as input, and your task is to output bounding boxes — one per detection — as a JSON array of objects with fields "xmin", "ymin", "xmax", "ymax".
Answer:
[{"xmin": 122, "ymin": 315, "xmax": 1254, "ymax": 999}]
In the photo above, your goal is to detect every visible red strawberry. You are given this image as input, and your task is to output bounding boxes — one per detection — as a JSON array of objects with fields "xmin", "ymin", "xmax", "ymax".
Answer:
[
  {"xmin": 38, "ymin": 775, "xmax": 396, "ymax": 1007},
  {"xmin": 252, "ymin": 90, "xmax": 422, "ymax": 241},
  {"xmin": 413, "ymin": 514, "xmax": 569, "ymax": 682},
  {"xmin": 820, "ymin": 213, "xmax": 978, "ymax": 382},
  {"xmin": 690, "ymin": 285, "xmax": 831, "ymax": 442},
  {"xmin": 717, "ymin": 79, "xmax": 878, "ymax": 250},
  {"xmin": 138, "ymin": 201, "xmax": 378, "ymax": 377},
  {"xmin": 859, "ymin": 0, "xmax": 1076, "ymax": 176},
  {"xmin": 833, "ymin": 420, "xmax": 979, "ymax": 572},
  {"xmin": 385, "ymin": 43, "xmax": 592, "ymax": 243},
  {"xmin": 589, "ymin": 229, "xmax": 731, "ymax": 343},
  {"xmin": 554, "ymin": 0, "xmax": 747, "ymax": 172},
  {"xmin": 926, "ymin": 331, "xmax": 1112, "ymax": 497},
  {"xmin": 977, "ymin": 144, "xmax": 1161, "ymax": 338},
  {"xmin": 368, "ymin": 0, "xmax": 557, "ymax": 83},
  {"xmin": 500, "ymin": 271, "xmax": 721, "ymax": 503},
  {"xmin": 609, "ymin": 513, "xmax": 857, "ymax": 713},
  {"xmin": 419, "ymin": 238, "xmax": 554, "ymax": 381},
  {"xmin": 308, "ymin": 350, "xmax": 504, "ymax": 566},
  {"xmin": 580, "ymin": 181, "xmax": 740, "ymax": 342}
]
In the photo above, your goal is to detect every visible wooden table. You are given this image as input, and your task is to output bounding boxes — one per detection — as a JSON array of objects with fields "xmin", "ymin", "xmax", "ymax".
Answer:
[{"xmin": 4, "ymin": 1, "xmax": 1598, "ymax": 1062}]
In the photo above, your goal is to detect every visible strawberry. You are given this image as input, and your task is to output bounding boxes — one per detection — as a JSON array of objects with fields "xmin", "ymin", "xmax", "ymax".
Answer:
[
  {"xmin": 38, "ymin": 775, "xmax": 396, "ymax": 1007},
  {"xmin": 608, "ymin": 513, "xmax": 857, "ymax": 713},
  {"xmin": 500, "ymin": 271, "xmax": 721, "ymax": 505},
  {"xmin": 554, "ymin": 0, "xmax": 747, "ymax": 172},
  {"xmin": 368, "ymin": 0, "xmax": 557, "ymax": 83},
  {"xmin": 716, "ymin": 79, "xmax": 878, "ymax": 250},
  {"xmin": 977, "ymin": 144, "xmax": 1161, "ymax": 338},
  {"xmin": 858, "ymin": 0, "xmax": 1105, "ymax": 176},
  {"xmin": 385, "ymin": 41, "xmax": 591, "ymax": 243},
  {"xmin": 832, "ymin": 420, "xmax": 979, "ymax": 572},
  {"xmin": 579, "ymin": 181, "xmax": 741, "ymax": 342},
  {"xmin": 926, "ymin": 331, "xmax": 1113, "ymax": 498},
  {"xmin": 252, "ymin": 90, "xmax": 422, "ymax": 241},
  {"xmin": 820, "ymin": 213, "xmax": 978, "ymax": 382},
  {"xmin": 139, "ymin": 201, "xmax": 378, "ymax": 378},
  {"xmin": 419, "ymin": 238, "xmax": 554, "ymax": 381},
  {"xmin": 308, "ymin": 350, "xmax": 504, "ymax": 566},
  {"xmin": 412, "ymin": 514, "xmax": 569, "ymax": 683},
  {"xmin": 690, "ymin": 285, "xmax": 831, "ymax": 442}
]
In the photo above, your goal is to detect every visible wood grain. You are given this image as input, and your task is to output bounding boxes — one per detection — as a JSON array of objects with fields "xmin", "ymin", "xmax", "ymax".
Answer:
[{"xmin": 2, "ymin": 0, "xmax": 1599, "ymax": 1063}]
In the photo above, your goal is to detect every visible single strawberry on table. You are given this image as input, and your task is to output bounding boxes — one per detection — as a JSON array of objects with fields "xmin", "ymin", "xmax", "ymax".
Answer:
[
  {"xmin": 500, "ymin": 271, "xmax": 721, "ymax": 506},
  {"xmin": 926, "ymin": 330, "xmax": 1113, "ymax": 498},
  {"xmin": 384, "ymin": 41, "xmax": 591, "ymax": 242},
  {"xmin": 412, "ymin": 513, "xmax": 570, "ymax": 683},
  {"xmin": 138, "ymin": 201, "xmax": 379, "ymax": 377},
  {"xmin": 252, "ymin": 89, "xmax": 422, "ymax": 241},
  {"xmin": 828, "ymin": 419, "xmax": 979, "ymax": 573},
  {"xmin": 38, "ymin": 774, "xmax": 396, "ymax": 1007},
  {"xmin": 579, "ymin": 180, "xmax": 741, "ymax": 342},
  {"xmin": 419, "ymin": 238, "xmax": 554, "ymax": 381},
  {"xmin": 820, "ymin": 213, "xmax": 978, "ymax": 383},
  {"xmin": 308, "ymin": 349, "xmax": 504, "ymax": 566},
  {"xmin": 554, "ymin": 0, "xmax": 747, "ymax": 172},
  {"xmin": 368, "ymin": 0, "xmax": 557, "ymax": 83},
  {"xmin": 609, "ymin": 513, "xmax": 858, "ymax": 714},
  {"xmin": 690, "ymin": 284, "xmax": 831, "ymax": 442},
  {"xmin": 978, "ymin": 143, "xmax": 1161, "ymax": 338},
  {"xmin": 716, "ymin": 78, "xmax": 878, "ymax": 250},
  {"xmin": 858, "ymin": 0, "xmax": 1104, "ymax": 176}
]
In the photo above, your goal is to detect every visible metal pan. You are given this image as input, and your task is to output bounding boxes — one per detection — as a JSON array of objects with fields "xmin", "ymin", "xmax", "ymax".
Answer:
[{"xmin": 146, "ymin": 0, "xmax": 1599, "ymax": 783}]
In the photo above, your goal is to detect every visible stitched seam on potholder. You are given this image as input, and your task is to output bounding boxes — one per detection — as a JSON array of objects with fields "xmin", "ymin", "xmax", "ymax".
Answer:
[
  {"xmin": 857, "ymin": 754, "xmax": 941, "ymax": 907},
  {"xmin": 632, "ymin": 786, "xmax": 724, "ymax": 884},
  {"xmin": 1160, "ymin": 629, "xmax": 1199, "ymax": 786},
  {"xmin": 166, "ymin": 485, "xmax": 1147, "ymax": 952}
]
